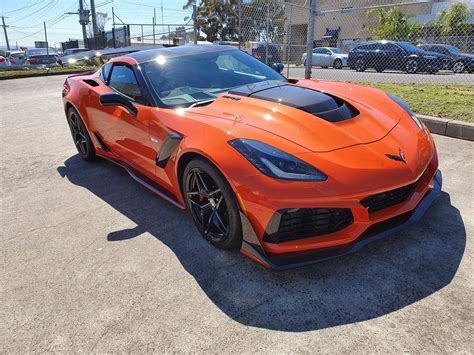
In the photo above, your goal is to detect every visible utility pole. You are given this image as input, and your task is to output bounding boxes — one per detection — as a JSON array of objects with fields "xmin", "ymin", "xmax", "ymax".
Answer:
[
  {"xmin": 305, "ymin": 0, "xmax": 317, "ymax": 79},
  {"xmin": 78, "ymin": 0, "xmax": 89, "ymax": 47},
  {"xmin": 1, "ymin": 16, "xmax": 10, "ymax": 50},
  {"xmin": 44, "ymin": 22, "xmax": 49, "ymax": 55},
  {"xmin": 193, "ymin": 2, "xmax": 197, "ymax": 44},
  {"xmin": 90, "ymin": 0, "xmax": 98, "ymax": 36}
]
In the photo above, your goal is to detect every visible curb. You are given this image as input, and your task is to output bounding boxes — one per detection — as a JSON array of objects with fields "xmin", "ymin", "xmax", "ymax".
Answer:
[
  {"xmin": 418, "ymin": 114, "xmax": 474, "ymax": 142},
  {"xmin": 0, "ymin": 68, "xmax": 94, "ymax": 80}
]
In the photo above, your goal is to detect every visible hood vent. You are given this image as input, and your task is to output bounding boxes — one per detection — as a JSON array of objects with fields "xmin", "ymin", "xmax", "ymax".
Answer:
[{"xmin": 229, "ymin": 83, "xmax": 358, "ymax": 122}]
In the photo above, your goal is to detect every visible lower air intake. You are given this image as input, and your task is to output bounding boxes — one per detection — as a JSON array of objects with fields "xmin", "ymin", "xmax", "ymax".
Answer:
[{"xmin": 263, "ymin": 208, "xmax": 354, "ymax": 243}]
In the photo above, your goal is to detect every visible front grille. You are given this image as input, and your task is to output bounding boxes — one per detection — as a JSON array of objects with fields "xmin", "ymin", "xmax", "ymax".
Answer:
[
  {"xmin": 263, "ymin": 208, "xmax": 353, "ymax": 243},
  {"xmin": 361, "ymin": 180, "xmax": 419, "ymax": 213}
]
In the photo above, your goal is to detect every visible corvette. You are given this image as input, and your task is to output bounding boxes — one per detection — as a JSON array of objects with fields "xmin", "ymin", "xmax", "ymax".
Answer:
[{"xmin": 63, "ymin": 45, "xmax": 442, "ymax": 270}]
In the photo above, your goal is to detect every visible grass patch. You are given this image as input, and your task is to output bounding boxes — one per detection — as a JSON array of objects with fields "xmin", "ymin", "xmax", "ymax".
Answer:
[
  {"xmin": 356, "ymin": 82, "xmax": 474, "ymax": 122},
  {"xmin": 0, "ymin": 65, "xmax": 97, "ymax": 78}
]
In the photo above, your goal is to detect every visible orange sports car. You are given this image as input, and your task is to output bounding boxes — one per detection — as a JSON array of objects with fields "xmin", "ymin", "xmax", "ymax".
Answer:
[{"xmin": 62, "ymin": 45, "xmax": 442, "ymax": 270}]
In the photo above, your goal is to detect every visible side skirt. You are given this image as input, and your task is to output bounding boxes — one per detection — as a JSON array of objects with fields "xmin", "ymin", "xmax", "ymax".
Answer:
[{"xmin": 98, "ymin": 153, "xmax": 186, "ymax": 210}]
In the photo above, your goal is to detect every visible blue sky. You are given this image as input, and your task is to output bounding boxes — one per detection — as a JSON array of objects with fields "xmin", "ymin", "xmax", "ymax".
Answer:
[{"xmin": 0, "ymin": 0, "xmax": 190, "ymax": 48}]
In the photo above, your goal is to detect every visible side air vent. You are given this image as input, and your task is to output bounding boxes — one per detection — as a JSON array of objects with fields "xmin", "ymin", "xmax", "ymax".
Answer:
[
  {"xmin": 83, "ymin": 79, "xmax": 99, "ymax": 87},
  {"xmin": 229, "ymin": 83, "xmax": 359, "ymax": 122}
]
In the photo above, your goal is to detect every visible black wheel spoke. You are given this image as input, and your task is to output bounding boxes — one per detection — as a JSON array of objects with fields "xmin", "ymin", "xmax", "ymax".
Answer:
[{"xmin": 185, "ymin": 167, "xmax": 230, "ymax": 242}]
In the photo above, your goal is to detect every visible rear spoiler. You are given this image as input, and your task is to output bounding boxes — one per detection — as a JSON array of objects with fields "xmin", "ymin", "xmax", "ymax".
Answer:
[{"xmin": 67, "ymin": 70, "xmax": 97, "ymax": 78}]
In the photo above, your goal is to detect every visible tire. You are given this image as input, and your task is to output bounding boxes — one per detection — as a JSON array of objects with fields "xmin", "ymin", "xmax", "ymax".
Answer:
[
  {"xmin": 183, "ymin": 158, "xmax": 242, "ymax": 250},
  {"xmin": 321, "ymin": 66, "xmax": 328, "ymax": 69},
  {"xmin": 333, "ymin": 58, "xmax": 343, "ymax": 69},
  {"xmin": 405, "ymin": 58, "xmax": 418, "ymax": 74},
  {"xmin": 375, "ymin": 67, "xmax": 384, "ymax": 73},
  {"xmin": 354, "ymin": 58, "xmax": 366, "ymax": 72},
  {"xmin": 452, "ymin": 61, "xmax": 465, "ymax": 74},
  {"xmin": 66, "ymin": 107, "xmax": 96, "ymax": 161}
]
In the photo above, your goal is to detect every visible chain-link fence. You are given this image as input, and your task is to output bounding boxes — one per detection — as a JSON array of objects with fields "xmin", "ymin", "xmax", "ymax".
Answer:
[{"xmin": 235, "ymin": 0, "xmax": 473, "ymax": 83}]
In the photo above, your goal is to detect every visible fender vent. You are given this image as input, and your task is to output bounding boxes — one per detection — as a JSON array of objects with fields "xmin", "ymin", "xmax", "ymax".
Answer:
[{"xmin": 83, "ymin": 79, "xmax": 99, "ymax": 87}]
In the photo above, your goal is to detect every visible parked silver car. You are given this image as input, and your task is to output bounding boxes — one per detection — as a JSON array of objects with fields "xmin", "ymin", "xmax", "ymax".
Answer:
[
  {"xmin": 301, "ymin": 47, "xmax": 348, "ymax": 69},
  {"xmin": 4, "ymin": 50, "xmax": 27, "ymax": 66}
]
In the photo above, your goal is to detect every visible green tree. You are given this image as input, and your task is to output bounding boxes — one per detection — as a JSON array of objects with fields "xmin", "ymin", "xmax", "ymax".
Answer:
[
  {"xmin": 184, "ymin": 0, "xmax": 238, "ymax": 42},
  {"xmin": 183, "ymin": 0, "xmax": 286, "ymax": 43},
  {"xmin": 367, "ymin": 7, "xmax": 422, "ymax": 42},
  {"xmin": 435, "ymin": 1, "xmax": 471, "ymax": 36}
]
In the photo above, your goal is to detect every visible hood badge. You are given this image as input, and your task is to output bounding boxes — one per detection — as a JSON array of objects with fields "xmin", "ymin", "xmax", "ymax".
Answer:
[{"xmin": 386, "ymin": 148, "xmax": 406, "ymax": 163}]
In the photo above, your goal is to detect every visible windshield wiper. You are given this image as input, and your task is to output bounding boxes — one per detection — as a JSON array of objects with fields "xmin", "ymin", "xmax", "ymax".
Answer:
[{"xmin": 189, "ymin": 98, "xmax": 216, "ymax": 108}]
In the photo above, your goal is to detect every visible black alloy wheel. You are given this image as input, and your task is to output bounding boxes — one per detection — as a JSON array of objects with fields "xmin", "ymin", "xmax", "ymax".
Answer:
[
  {"xmin": 183, "ymin": 159, "xmax": 242, "ymax": 250},
  {"xmin": 67, "ymin": 107, "xmax": 96, "ymax": 161}
]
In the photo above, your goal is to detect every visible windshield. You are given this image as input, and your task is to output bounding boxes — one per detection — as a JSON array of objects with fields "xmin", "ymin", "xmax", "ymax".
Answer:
[
  {"xmin": 397, "ymin": 42, "xmax": 419, "ymax": 52},
  {"xmin": 444, "ymin": 45, "xmax": 460, "ymax": 53},
  {"xmin": 142, "ymin": 49, "xmax": 286, "ymax": 108},
  {"xmin": 329, "ymin": 48, "xmax": 346, "ymax": 54}
]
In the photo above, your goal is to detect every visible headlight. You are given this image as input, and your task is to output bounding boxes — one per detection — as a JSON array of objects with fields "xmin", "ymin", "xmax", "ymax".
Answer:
[
  {"xmin": 387, "ymin": 93, "xmax": 425, "ymax": 132},
  {"xmin": 229, "ymin": 139, "xmax": 327, "ymax": 182}
]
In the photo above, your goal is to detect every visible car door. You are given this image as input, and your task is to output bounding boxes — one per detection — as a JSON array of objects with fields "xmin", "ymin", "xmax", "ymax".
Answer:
[
  {"xmin": 105, "ymin": 63, "xmax": 157, "ymax": 177},
  {"xmin": 311, "ymin": 48, "xmax": 325, "ymax": 66},
  {"xmin": 383, "ymin": 43, "xmax": 401, "ymax": 69}
]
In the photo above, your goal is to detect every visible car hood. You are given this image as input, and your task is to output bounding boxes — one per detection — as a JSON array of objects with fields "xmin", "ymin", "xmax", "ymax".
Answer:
[{"xmin": 197, "ymin": 80, "xmax": 406, "ymax": 153}]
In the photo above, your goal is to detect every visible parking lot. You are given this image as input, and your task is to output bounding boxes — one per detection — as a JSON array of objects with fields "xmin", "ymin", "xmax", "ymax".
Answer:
[
  {"xmin": 0, "ymin": 75, "xmax": 473, "ymax": 352},
  {"xmin": 288, "ymin": 66, "xmax": 474, "ymax": 84}
]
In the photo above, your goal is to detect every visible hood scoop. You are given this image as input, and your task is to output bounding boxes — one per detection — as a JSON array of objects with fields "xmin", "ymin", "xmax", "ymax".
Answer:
[{"xmin": 229, "ymin": 83, "xmax": 358, "ymax": 122}]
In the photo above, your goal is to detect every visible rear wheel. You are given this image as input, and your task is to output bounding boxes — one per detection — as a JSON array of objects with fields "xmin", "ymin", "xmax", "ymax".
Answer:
[
  {"xmin": 183, "ymin": 158, "xmax": 242, "ymax": 250},
  {"xmin": 333, "ymin": 58, "xmax": 343, "ymax": 69},
  {"xmin": 66, "ymin": 107, "xmax": 96, "ymax": 161},
  {"xmin": 452, "ymin": 61, "xmax": 465, "ymax": 73}
]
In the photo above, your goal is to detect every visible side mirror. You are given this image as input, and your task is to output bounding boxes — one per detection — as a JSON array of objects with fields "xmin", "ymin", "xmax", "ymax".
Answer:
[
  {"xmin": 100, "ymin": 92, "xmax": 138, "ymax": 115},
  {"xmin": 272, "ymin": 63, "xmax": 284, "ymax": 73}
]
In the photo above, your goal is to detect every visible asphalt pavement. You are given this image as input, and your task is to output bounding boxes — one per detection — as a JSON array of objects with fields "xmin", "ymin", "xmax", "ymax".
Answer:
[
  {"xmin": 0, "ymin": 75, "xmax": 473, "ymax": 352},
  {"xmin": 287, "ymin": 66, "xmax": 474, "ymax": 84}
]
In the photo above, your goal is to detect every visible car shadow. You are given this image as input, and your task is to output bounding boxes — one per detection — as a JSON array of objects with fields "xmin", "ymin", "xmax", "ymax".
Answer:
[{"xmin": 57, "ymin": 155, "xmax": 466, "ymax": 332}]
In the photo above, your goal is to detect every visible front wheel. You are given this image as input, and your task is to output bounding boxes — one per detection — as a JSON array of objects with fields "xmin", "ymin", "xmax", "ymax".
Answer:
[
  {"xmin": 66, "ymin": 107, "xmax": 96, "ymax": 161},
  {"xmin": 354, "ymin": 58, "xmax": 366, "ymax": 72},
  {"xmin": 405, "ymin": 58, "xmax": 419, "ymax": 74},
  {"xmin": 183, "ymin": 158, "xmax": 242, "ymax": 250},
  {"xmin": 333, "ymin": 59, "xmax": 343, "ymax": 69}
]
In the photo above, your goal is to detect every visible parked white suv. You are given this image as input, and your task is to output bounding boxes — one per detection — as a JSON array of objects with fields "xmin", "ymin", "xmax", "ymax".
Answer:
[{"xmin": 301, "ymin": 47, "xmax": 348, "ymax": 69}]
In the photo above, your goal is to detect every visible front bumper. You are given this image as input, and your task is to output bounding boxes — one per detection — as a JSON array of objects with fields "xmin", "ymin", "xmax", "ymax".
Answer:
[{"xmin": 241, "ymin": 169, "xmax": 442, "ymax": 270}]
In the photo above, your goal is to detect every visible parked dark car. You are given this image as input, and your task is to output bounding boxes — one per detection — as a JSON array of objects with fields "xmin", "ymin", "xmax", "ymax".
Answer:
[
  {"xmin": 251, "ymin": 44, "xmax": 282, "ymax": 66},
  {"xmin": 417, "ymin": 44, "xmax": 474, "ymax": 73},
  {"xmin": 26, "ymin": 48, "xmax": 62, "ymax": 67},
  {"xmin": 348, "ymin": 40, "xmax": 447, "ymax": 74}
]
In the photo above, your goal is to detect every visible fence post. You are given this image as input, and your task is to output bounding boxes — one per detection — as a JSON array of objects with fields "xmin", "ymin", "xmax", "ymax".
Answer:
[
  {"xmin": 44, "ymin": 22, "xmax": 49, "ymax": 55},
  {"xmin": 238, "ymin": 0, "xmax": 241, "ymax": 50},
  {"xmin": 305, "ymin": 0, "xmax": 317, "ymax": 79},
  {"xmin": 112, "ymin": 7, "xmax": 116, "ymax": 48},
  {"xmin": 286, "ymin": 4, "xmax": 293, "ymax": 77},
  {"xmin": 265, "ymin": 2, "xmax": 269, "ymax": 65},
  {"xmin": 141, "ymin": 25, "xmax": 144, "ymax": 45}
]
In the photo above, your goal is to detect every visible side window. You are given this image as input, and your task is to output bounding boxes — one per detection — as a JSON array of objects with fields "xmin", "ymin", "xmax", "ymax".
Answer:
[
  {"xmin": 108, "ymin": 64, "xmax": 144, "ymax": 103},
  {"xmin": 99, "ymin": 63, "xmax": 112, "ymax": 83},
  {"xmin": 384, "ymin": 43, "xmax": 398, "ymax": 51},
  {"xmin": 313, "ymin": 48, "xmax": 324, "ymax": 54}
]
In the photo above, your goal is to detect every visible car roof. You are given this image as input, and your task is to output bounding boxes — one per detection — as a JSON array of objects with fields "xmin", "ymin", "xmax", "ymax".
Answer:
[{"xmin": 126, "ymin": 45, "xmax": 238, "ymax": 63}]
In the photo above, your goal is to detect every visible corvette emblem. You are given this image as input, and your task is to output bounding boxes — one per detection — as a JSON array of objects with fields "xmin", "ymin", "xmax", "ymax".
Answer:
[{"xmin": 385, "ymin": 148, "xmax": 406, "ymax": 163}]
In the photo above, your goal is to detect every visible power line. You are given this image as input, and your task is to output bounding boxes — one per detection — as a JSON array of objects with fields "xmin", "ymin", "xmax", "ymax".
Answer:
[{"xmin": 2, "ymin": 0, "xmax": 48, "ymax": 15}]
